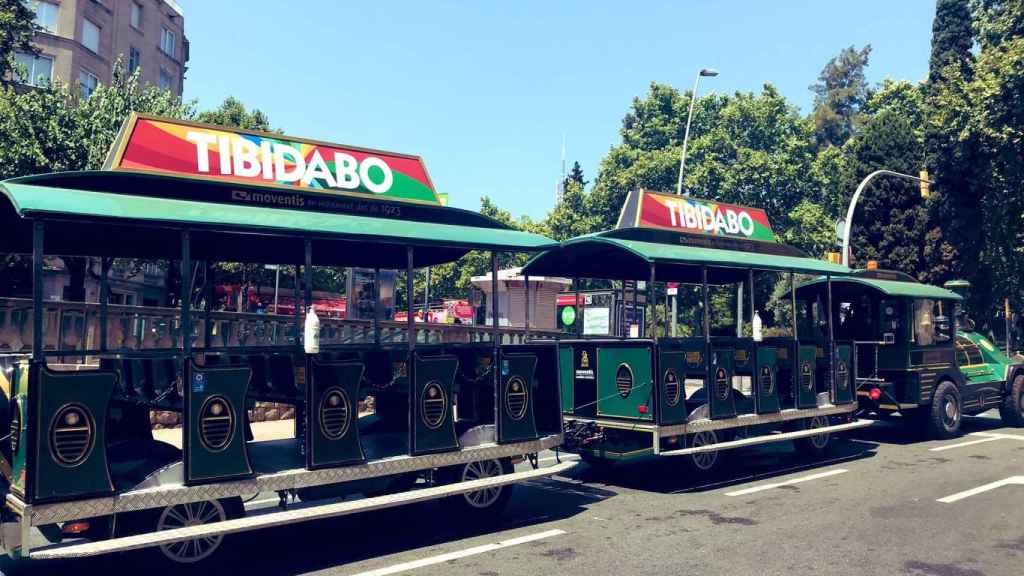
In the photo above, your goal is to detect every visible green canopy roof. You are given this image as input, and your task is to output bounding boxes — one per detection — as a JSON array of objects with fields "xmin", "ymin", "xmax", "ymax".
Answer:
[
  {"xmin": 800, "ymin": 276, "xmax": 963, "ymax": 301},
  {"xmin": 0, "ymin": 180, "xmax": 555, "ymax": 267},
  {"xmin": 522, "ymin": 232, "xmax": 850, "ymax": 282}
]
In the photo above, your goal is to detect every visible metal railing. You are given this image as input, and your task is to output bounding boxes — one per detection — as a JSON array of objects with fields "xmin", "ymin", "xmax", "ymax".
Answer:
[{"xmin": 0, "ymin": 297, "xmax": 558, "ymax": 357}]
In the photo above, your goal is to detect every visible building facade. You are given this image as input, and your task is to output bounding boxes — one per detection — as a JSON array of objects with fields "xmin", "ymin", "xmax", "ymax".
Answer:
[{"xmin": 15, "ymin": 0, "xmax": 188, "ymax": 97}]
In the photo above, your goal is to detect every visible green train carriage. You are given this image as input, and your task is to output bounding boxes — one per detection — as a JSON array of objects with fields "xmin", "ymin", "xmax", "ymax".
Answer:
[
  {"xmin": 523, "ymin": 190, "xmax": 873, "ymax": 472},
  {"xmin": 0, "ymin": 114, "xmax": 572, "ymax": 565}
]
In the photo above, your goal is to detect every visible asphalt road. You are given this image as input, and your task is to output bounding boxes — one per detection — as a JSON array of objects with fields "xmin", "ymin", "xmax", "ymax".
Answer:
[{"xmin": 5, "ymin": 412, "xmax": 1023, "ymax": 576}]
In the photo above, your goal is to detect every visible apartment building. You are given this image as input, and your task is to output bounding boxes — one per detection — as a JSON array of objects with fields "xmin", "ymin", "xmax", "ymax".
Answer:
[{"xmin": 15, "ymin": 0, "xmax": 188, "ymax": 97}]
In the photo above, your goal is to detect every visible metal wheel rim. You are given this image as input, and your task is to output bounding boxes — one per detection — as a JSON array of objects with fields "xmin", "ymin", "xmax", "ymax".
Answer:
[
  {"xmin": 691, "ymin": 432, "xmax": 719, "ymax": 471},
  {"xmin": 942, "ymin": 394, "xmax": 960, "ymax": 429},
  {"xmin": 156, "ymin": 500, "xmax": 226, "ymax": 563},
  {"xmin": 809, "ymin": 416, "xmax": 830, "ymax": 449},
  {"xmin": 461, "ymin": 459, "xmax": 504, "ymax": 509}
]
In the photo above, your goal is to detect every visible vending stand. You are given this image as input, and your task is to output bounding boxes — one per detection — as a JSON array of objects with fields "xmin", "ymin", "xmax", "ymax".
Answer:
[
  {"xmin": 0, "ymin": 114, "xmax": 571, "ymax": 564},
  {"xmin": 524, "ymin": 190, "xmax": 873, "ymax": 471}
]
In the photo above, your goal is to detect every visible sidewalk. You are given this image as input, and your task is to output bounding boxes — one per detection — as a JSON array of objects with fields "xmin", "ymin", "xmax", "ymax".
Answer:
[{"xmin": 152, "ymin": 418, "xmax": 296, "ymax": 449}]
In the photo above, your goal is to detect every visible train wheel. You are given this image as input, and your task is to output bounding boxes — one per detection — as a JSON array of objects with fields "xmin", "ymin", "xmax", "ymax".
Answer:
[
  {"xmin": 137, "ymin": 497, "xmax": 243, "ymax": 566},
  {"xmin": 923, "ymin": 381, "xmax": 962, "ymax": 439},
  {"xmin": 438, "ymin": 457, "xmax": 514, "ymax": 520},
  {"xmin": 794, "ymin": 415, "xmax": 832, "ymax": 458},
  {"xmin": 998, "ymin": 374, "xmax": 1024, "ymax": 427},
  {"xmin": 685, "ymin": 430, "xmax": 723, "ymax": 475}
]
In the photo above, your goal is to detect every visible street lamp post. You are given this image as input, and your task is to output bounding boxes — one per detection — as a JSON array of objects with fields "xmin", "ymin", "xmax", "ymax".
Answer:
[
  {"xmin": 675, "ymin": 68, "xmax": 719, "ymax": 196},
  {"xmin": 841, "ymin": 169, "xmax": 933, "ymax": 267}
]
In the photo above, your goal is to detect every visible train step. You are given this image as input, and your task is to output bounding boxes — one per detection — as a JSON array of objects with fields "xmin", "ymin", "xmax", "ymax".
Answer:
[{"xmin": 658, "ymin": 420, "xmax": 873, "ymax": 457}]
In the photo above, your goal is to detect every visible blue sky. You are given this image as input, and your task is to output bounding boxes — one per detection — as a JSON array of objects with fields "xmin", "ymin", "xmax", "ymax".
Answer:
[{"xmin": 178, "ymin": 0, "xmax": 936, "ymax": 219}]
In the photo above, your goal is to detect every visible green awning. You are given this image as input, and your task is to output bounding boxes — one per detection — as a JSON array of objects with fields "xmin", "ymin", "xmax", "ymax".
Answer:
[
  {"xmin": 800, "ymin": 276, "xmax": 963, "ymax": 301},
  {"xmin": 523, "ymin": 233, "xmax": 849, "ymax": 281},
  {"xmin": 0, "ymin": 182, "xmax": 554, "ymax": 267}
]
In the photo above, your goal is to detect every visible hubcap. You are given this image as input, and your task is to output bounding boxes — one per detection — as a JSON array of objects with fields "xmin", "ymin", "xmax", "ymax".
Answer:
[
  {"xmin": 157, "ymin": 500, "xmax": 226, "ymax": 563},
  {"xmin": 809, "ymin": 416, "xmax": 830, "ymax": 449},
  {"xmin": 942, "ymin": 394, "xmax": 960, "ymax": 429},
  {"xmin": 690, "ymin": 431, "xmax": 719, "ymax": 471},
  {"xmin": 461, "ymin": 459, "xmax": 504, "ymax": 509}
]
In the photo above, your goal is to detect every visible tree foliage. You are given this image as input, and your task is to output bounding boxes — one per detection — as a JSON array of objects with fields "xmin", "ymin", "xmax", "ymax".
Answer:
[
  {"xmin": 0, "ymin": 0, "xmax": 37, "ymax": 81},
  {"xmin": 809, "ymin": 45, "xmax": 872, "ymax": 148}
]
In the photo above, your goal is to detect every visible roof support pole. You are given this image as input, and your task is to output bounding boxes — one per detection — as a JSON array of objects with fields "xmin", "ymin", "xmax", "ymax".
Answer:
[
  {"xmin": 407, "ymin": 247, "xmax": 416, "ymax": 350},
  {"xmin": 304, "ymin": 238, "xmax": 313, "ymax": 325},
  {"xmin": 701, "ymin": 266, "xmax": 710, "ymax": 345},
  {"xmin": 203, "ymin": 261, "xmax": 213, "ymax": 349},
  {"xmin": 826, "ymin": 274, "xmax": 835, "ymax": 395},
  {"xmin": 180, "ymin": 230, "xmax": 192, "ymax": 358},
  {"xmin": 294, "ymin": 260, "xmax": 301, "ymax": 348},
  {"xmin": 524, "ymin": 273, "xmax": 531, "ymax": 340},
  {"xmin": 373, "ymin": 267, "xmax": 382, "ymax": 345},
  {"xmin": 748, "ymin": 269, "xmax": 756, "ymax": 339},
  {"xmin": 99, "ymin": 257, "xmax": 111, "ymax": 353},
  {"xmin": 31, "ymin": 220, "xmax": 44, "ymax": 363},
  {"xmin": 574, "ymin": 277, "xmax": 582, "ymax": 337},
  {"xmin": 648, "ymin": 264, "xmax": 657, "ymax": 343},
  {"xmin": 790, "ymin": 271, "xmax": 798, "ymax": 343},
  {"xmin": 491, "ymin": 251, "xmax": 501, "ymax": 440}
]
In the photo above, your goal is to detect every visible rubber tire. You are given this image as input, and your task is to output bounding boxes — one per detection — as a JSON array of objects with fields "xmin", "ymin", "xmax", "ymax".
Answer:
[
  {"xmin": 998, "ymin": 374, "xmax": 1024, "ymax": 427},
  {"xmin": 922, "ymin": 381, "xmax": 962, "ymax": 439},
  {"xmin": 794, "ymin": 416, "xmax": 833, "ymax": 458},
  {"xmin": 120, "ymin": 497, "xmax": 243, "ymax": 567},
  {"xmin": 437, "ymin": 458, "xmax": 514, "ymax": 521}
]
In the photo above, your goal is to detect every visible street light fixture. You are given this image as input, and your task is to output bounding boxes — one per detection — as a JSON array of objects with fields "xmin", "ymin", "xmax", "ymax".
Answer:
[{"xmin": 676, "ymin": 68, "xmax": 719, "ymax": 195}]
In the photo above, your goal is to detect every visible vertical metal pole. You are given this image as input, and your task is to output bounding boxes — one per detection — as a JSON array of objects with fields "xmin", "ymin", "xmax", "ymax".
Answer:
[
  {"xmin": 31, "ymin": 221, "xmax": 44, "ymax": 362},
  {"xmin": 373, "ymin": 267, "xmax": 381, "ymax": 344},
  {"xmin": 648, "ymin": 264, "xmax": 657, "ymax": 342},
  {"xmin": 424, "ymin": 266, "xmax": 431, "ymax": 322},
  {"xmin": 293, "ymin": 261, "xmax": 302, "ymax": 347},
  {"xmin": 790, "ymin": 271, "xmax": 798, "ymax": 342},
  {"xmin": 826, "ymin": 274, "xmax": 835, "ymax": 393},
  {"xmin": 491, "ymin": 252, "xmax": 500, "ymax": 341},
  {"xmin": 491, "ymin": 252, "xmax": 500, "ymax": 440},
  {"xmin": 629, "ymin": 279, "xmax": 636, "ymax": 337},
  {"xmin": 702, "ymin": 266, "xmax": 710, "ymax": 344},
  {"xmin": 203, "ymin": 261, "xmax": 213, "ymax": 349},
  {"xmin": 748, "ymin": 269, "xmax": 756, "ymax": 337},
  {"xmin": 574, "ymin": 277, "xmax": 582, "ymax": 337},
  {"xmin": 99, "ymin": 258, "xmax": 111, "ymax": 352},
  {"xmin": 407, "ymin": 248, "xmax": 416, "ymax": 349},
  {"xmin": 524, "ymin": 273, "xmax": 531, "ymax": 339},
  {"xmin": 180, "ymin": 230, "xmax": 192, "ymax": 357},
  {"xmin": 303, "ymin": 239, "xmax": 313, "ymax": 318}
]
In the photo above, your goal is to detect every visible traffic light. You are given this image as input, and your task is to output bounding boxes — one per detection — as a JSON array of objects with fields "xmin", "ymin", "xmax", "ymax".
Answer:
[{"xmin": 919, "ymin": 170, "xmax": 930, "ymax": 199}]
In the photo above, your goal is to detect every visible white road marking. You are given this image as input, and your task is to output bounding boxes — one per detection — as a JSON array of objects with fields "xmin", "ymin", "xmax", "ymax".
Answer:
[
  {"xmin": 972, "ymin": 431, "xmax": 1024, "ymax": 441},
  {"xmin": 725, "ymin": 469, "xmax": 848, "ymax": 497},
  {"xmin": 937, "ymin": 476, "xmax": 1024, "ymax": 504},
  {"xmin": 349, "ymin": 529, "xmax": 567, "ymax": 576},
  {"xmin": 929, "ymin": 436, "xmax": 1003, "ymax": 452}
]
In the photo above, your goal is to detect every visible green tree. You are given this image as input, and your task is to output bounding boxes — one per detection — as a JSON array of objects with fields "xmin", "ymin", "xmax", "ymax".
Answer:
[
  {"xmin": 809, "ymin": 45, "xmax": 873, "ymax": 148},
  {"xmin": 0, "ymin": 0, "xmax": 38, "ymax": 81},
  {"xmin": 196, "ymin": 96, "xmax": 275, "ymax": 132},
  {"xmin": 929, "ymin": 0, "xmax": 975, "ymax": 82},
  {"xmin": 563, "ymin": 160, "xmax": 587, "ymax": 190}
]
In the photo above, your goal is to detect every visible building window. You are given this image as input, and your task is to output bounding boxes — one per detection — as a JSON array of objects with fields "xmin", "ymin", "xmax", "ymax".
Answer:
[
  {"xmin": 29, "ymin": 1, "xmax": 59, "ymax": 34},
  {"xmin": 130, "ymin": 2, "xmax": 142, "ymax": 29},
  {"xmin": 159, "ymin": 67, "xmax": 172, "ymax": 90},
  {"xmin": 79, "ymin": 69, "xmax": 99, "ymax": 99},
  {"xmin": 160, "ymin": 27, "xmax": 176, "ymax": 58},
  {"xmin": 82, "ymin": 19, "xmax": 100, "ymax": 53},
  {"xmin": 128, "ymin": 46, "xmax": 141, "ymax": 73},
  {"xmin": 14, "ymin": 51, "xmax": 53, "ymax": 86}
]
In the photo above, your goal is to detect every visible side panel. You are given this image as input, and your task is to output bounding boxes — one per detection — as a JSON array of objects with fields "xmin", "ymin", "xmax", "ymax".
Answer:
[
  {"xmin": 755, "ymin": 346, "xmax": 782, "ymax": 413},
  {"xmin": 833, "ymin": 344, "xmax": 854, "ymax": 405},
  {"xmin": 306, "ymin": 358, "xmax": 365, "ymax": 469},
  {"xmin": 596, "ymin": 345, "xmax": 653, "ymax": 421},
  {"xmin": 497, "ymin": 352, "xmax": 539, "ymax": 443},
  {"xmin": 410, "ymin": 354, "xmax": 460, "ymax": 455},
  {"xmin": 657, "ymin": 350, "xmax": 688, "ymax": 425},
  {"xmin": 796, "ymin": 345, "xmax": 818, "ymax": 409},
  {"xmin": 184, "ymin": 361, "xmax": 254, "ymax": 485},
  {"xmin": 709, "ymin": 348, "xmax": 736, "ymax": 419},
  {"xmin": 559, "ymin": 345, "xmax": 574, "ymax": 415},
  {"xmin": 24, "ymin": 364, "xmax": 117, "ymax": 503}
]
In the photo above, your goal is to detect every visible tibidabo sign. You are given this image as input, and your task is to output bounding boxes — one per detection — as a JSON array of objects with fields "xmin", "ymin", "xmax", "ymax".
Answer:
[
  {"xmin": 104, "ymin": 113, "xmax": 441, "ymax": 204},
  {"xmin": 637, "ymin": 190, "xmax": 777, "ymax": 242}
]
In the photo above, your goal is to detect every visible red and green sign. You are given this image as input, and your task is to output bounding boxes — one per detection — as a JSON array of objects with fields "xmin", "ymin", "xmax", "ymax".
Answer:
[
  {"xmin": 636, "ymin": 190, "xmax": 777, "ymax": 242},
  {"xmin": 104, "ymin": 113, "xmax": 441, "ymax": 204}
]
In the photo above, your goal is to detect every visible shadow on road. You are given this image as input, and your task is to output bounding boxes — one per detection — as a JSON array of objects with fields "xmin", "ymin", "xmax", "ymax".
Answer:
[
  {"xmin": 847, "ymin": 412, "xmax": 1010, "ymax": 446},
  {"xmin": 0, "ymin": 477, "xmax": 613, "ymax": 576}
]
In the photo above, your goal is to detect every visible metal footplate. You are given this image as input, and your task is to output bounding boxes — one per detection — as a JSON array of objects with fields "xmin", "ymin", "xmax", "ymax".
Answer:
[
  {"xmin": 29, "ymin": 460, "xmax": 577, "ymax": 560},
  {"xmin": 657, "ymin": 419, "xmax": 873, "ymax": 457}
]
